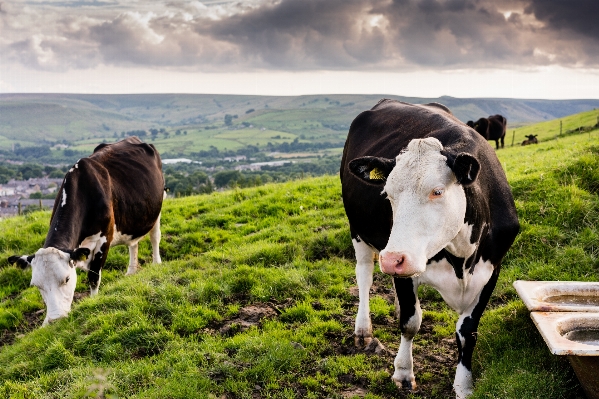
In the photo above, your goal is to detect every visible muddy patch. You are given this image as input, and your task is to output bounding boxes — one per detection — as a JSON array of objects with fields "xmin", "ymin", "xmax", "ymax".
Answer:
[
  {"xmin": 219, "ymin": 303, "xmax": 279, "ymax": 335},
  {"xmin": 0, "ymin": 290, "xmax": 90, "ymax": 349},
  {"xmin": 345, "ymin": 274, "xmax": 456, "ymax": 398},
  {"xmin": 0, "ymin": 308, "xmax": 44, "ymax": 348}
]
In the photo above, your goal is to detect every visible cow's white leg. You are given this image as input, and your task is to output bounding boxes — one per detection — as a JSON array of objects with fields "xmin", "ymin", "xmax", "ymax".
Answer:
[
  {"xmin": 453, "ymin": 308, "xmax": 477, "ymax": 398},
  {"xmin": 353, "ymin": 238, "xmax": 375, "ymax": 347},
  {"xmin": 90, "ymin": 269, "xmax": 101, "ymax": 296},
  {"xmin": 392, "ymin": 277, "xmax": 421, "ymax": 390},
  {"xmin": 150, "ymin": 214, "xmax": 162, "ymax": 264},
  {"xmin": 125, "ymin": 243, "xmax": 139, "ymax": 275},
  {"xmin": 452, "ymin": 269, "xmax": 499, "ymax": 399}
]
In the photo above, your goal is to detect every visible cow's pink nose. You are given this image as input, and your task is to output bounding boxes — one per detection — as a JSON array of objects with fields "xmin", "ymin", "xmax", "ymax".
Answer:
[{"xmin": 379, "ymin": 251, "xmax": 417, "ymax": 276}]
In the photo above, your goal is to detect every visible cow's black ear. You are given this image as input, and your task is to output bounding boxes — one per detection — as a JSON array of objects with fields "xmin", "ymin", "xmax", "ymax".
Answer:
[
  {"xmin": 348, "ymin": 156, "xmax": 396, "ymax": 185},
  {"xmin": 68, "ymin": 248, "xmax": 91, "ymax": 262},
  {"xmin": 8, "ymin": 255, "xmax": 34, "ymax": 269},
  {"xmin": 444, "ymin": 152, "xmax": 480, "ymax": 186}
]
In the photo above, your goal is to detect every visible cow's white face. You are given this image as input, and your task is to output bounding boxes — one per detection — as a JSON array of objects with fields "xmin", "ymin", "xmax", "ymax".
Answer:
[
  {"xmin": 30, "ymin": 248, "xmax": 78, "ymax": 326},
  {"xmin": 380, "ymin": 138, "xmax": 467, "ymax": 276},
  {"xmin": 349, "ymin": 137, "xmax": 480, "ymax": 278}
]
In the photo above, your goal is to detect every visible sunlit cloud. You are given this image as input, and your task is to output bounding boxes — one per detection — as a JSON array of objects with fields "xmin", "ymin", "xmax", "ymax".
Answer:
[
  {"xmin": 2, "ymin": 0, "xmax": 599, "ymax": 72},
  {"xmin": 1, "ymin": 0, "xmax": 599, "ymax": 98}
]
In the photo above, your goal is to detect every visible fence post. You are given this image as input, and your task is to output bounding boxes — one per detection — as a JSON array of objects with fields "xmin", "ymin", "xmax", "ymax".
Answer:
[
  {"xmin": 18, "ymin": 202, "xmax": 21, "ymax": 216},
  {"xmin": 511, "ymin": 130, "xmax": 515, "ymax": 147},
  {"xmin": 560, "ymin": 120, "xmax": 562, "ymax": 137},
  {"xmin": 39, "ymin": 198, "xmax": 42, "ymax": 210}
]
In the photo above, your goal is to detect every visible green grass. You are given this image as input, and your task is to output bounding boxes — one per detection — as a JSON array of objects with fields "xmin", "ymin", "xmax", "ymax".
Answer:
[
  {"xmin": 0, "ymin": 125, "xmax": 598, "ymax": 397},
  {"xmin": 511, "ymin": 108, "xmax": 599, "ymax": 144}
]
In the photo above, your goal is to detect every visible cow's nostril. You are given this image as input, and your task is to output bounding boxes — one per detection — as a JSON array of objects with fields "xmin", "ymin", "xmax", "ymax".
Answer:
[{"xmin": 395, "ymin": 255, "xmax": 405, "ymax": 265}]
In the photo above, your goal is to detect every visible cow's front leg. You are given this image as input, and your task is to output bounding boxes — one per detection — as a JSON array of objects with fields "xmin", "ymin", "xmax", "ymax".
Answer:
[
  {"xmin": 88, "ymin": 250, "xmax": 108, "ymax": 296},
  {"xmin": 352, "ymin": 238, "xmax": 375, "ymax": 348},
  {"xmin": 125, "ymin": 243, "xmax": 139, "ymax": 275},
  {"xmin": 453, "ymin": 272, "xmax": 498, "ymax": 399},
  {"xmin": 392, "ymin": 276, "xmax": 421, "ymax": 390}
]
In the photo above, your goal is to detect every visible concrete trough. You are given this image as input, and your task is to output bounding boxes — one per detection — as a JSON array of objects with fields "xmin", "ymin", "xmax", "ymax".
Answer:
[
  {"xmin": 514, "ymin": 280, "xmax": 599, "ymax": 399},
  {"xmin": 513, "ymin": 280, "xmax": 599, "ymax": 312},
  {"xmin": 531, "ymin": 312, "xmax": 599, "ymax": 399}
]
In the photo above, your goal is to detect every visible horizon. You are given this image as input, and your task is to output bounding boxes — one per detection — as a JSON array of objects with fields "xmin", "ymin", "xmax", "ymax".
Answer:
[{"xmin": 2, "ymin": 91, "xmax": 599, "ymax": 102}]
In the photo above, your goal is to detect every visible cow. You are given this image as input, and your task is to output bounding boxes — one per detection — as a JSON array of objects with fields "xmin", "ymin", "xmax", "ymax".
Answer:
[
  {"xmin": 8, "ymin": 137, "xmax": 165, "ymax": 326},
  {"xmin": 521, "ymin": 134, "xmax": 538, "ymax": 145},
  {"xmin": 341, "ymin": 100, "xmax": 519, "ymax": 398},
  {"xmin": 467, "ymin": 115, "xmax": 507, "ymax": 149}
]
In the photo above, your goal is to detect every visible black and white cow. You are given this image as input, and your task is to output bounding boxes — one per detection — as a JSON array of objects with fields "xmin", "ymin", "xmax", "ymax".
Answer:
[
  {"xmin": 341, "ymin": 100, "xmax": 519, "ymax": 398},
  {"xmin": 9, "ymin": 137, "xmax": 165, "ymax": 326}
]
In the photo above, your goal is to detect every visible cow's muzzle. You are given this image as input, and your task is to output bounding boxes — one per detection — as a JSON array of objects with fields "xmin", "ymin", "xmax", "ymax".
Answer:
[{"xmin": 379, "ymin": 250, "xmax": 423, "ymax": 277}]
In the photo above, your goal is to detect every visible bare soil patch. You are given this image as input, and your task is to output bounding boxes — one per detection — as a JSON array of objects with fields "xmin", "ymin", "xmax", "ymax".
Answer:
[
  {"xmin": 343, "ymin": 272, "xmax": 457, "ymax": 398},
  {"xmin": 218, "ymin": 303, "xmax": 279, "ymax": 335},
  {"xmin": 0, "ymin": 290, "xmax": 90, "ymax": 349}
]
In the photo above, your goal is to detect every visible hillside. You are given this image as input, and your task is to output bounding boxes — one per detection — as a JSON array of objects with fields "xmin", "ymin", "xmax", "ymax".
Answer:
[
  {"xmin": 1, "ymin": 93, "xmax": 599, "ymax": 159},
  {"xmin": 0, "ymin": 120, "xmax": 598, "ymax": 398}
]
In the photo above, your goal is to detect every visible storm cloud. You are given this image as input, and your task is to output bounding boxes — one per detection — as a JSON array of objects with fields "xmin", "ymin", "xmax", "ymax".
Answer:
[{"xmin": 2, "ymin": 0, "xmax": 598, "ymax": 72}]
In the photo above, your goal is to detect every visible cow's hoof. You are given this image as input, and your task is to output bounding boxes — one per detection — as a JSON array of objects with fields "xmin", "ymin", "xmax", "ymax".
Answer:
[
  {"xmin": 363, "ymin": 337, "xmax": 387, "ymax": 355},
  {"xmin": 393, "ymin": 376, "xmax": 417, "ymax": 391},
  {"xmin": 354, "ymin": 335, "xmax": 373, "ymax": 349}
]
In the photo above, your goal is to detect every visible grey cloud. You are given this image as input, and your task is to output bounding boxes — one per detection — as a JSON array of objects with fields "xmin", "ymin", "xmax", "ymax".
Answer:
[
  {"xmin": 197, "ymin": 0, "xmax": 390, "ymax": 69},
  {"xmin": 525, "ymin": 0, "xmax": 599, "ymax": 40},
  {"xmin": 3, "ymin": 0, "xmax": 599, "ymax": 72}
]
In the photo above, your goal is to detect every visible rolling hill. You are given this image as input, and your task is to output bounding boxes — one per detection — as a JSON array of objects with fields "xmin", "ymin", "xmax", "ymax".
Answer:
[{"xmin": 1, "ymin": 93, "xmax": 599, "ymax": 157}]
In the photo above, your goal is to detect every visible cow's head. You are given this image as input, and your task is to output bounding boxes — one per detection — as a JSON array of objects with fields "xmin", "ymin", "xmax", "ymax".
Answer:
[
  {"xmin": 349, "ymin": 137, "xmax": 479, "ymax": 277},
  {"xmin": 8, "ymin": 247, "xmax": 90, "ymax": 326},
  {"xmin": 472, "ymin": 118, "xmax": 489, "ymax": 137}
]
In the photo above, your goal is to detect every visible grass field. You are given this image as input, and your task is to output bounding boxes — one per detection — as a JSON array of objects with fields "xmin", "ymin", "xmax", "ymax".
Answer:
[
  {"xmin": 0, "ymin": 121, "xmax": 597, "ymax": 398},
  {"xmin": 510, "ymin": 108, "xmax": 599, "ymax": 145}
]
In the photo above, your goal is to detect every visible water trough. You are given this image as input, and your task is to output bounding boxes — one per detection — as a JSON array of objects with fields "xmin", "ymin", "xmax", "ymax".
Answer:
[
  {"xmin": 514, "ymin": 280, "xmax": 599, "ymax": 312},
  {"xmin": 514, "ymin": 280, "xmax": 599, "ymax": 399}
]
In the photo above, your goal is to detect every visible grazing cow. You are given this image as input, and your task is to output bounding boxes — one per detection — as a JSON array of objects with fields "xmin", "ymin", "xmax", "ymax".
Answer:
[
  {"xmin": 467, "ymin": 115, "xmax": 507, "ymax": 149},
  {"xmin": 9, "ymin": 137, "xmax": 165, "ymax": 326},
  {"xmin": 521, "ymin": 134, "xmax": 538, "ymax": 145},
  {"xmin": 341, "ymin": 100, "xmax": 519, "ymax": 398}
]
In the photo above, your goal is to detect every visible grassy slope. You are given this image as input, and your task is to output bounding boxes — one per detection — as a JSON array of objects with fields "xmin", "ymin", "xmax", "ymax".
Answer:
[
  {"xmin": 510, "ymin": 108, "xmax": 599, "ymax": 144},
  {"xmin": 0, "ymin": 128, "xmax": 597, "ymax": 397}
]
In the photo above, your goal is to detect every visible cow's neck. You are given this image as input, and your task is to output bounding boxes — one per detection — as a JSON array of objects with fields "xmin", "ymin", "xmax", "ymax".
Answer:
[
  {"xmin": 44, "ymin": 202, "xmax": 86, "ymax": 251},
  {"xmin": 44, "ymin": 172, "xmax": 102, "ymax": 251},
  {"xmin": 445, "ymin": 222, "xmax": 477, "ymax": 259}
]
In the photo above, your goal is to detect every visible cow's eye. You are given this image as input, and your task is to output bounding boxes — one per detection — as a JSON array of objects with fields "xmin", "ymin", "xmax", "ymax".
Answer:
[
  {"xmin": 430, "ymin": 188, "xmax": 444, "ymax": 199},
  {"xmin": 64, "ymin": 276, "xmax": 70, "ymax": 285}
]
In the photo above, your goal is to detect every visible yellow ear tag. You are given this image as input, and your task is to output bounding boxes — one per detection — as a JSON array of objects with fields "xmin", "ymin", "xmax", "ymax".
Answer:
[{"xmin": 369, "ymin": 168, "xmax": 385, "ymax": 180}]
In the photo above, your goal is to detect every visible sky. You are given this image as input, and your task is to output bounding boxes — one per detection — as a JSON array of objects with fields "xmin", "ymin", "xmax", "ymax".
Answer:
[{"xmin": 1, "ymin": 0, "xmax": 599, "ymax": 99}]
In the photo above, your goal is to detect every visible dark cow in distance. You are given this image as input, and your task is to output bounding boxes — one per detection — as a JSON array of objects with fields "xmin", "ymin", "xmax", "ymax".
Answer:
[
  {"xmin": 341, "ymin": 100, "xmax": 519, "ymax": 398},
  {"xmin": 521, "ymin": 134, "xmax": 538, "ymax": 145},
  {"xmin": 466, "ymin": 114, "xmax": 507, "ymax": 149},
  {"xmin": 9, "ymin": 137, "xmax": 165, "ymax": 326}
]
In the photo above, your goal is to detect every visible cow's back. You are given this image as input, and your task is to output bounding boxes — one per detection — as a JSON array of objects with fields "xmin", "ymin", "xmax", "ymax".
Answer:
[{"xmin": 90, "ymin": 137, "xmax": 164, "ymax": 238}]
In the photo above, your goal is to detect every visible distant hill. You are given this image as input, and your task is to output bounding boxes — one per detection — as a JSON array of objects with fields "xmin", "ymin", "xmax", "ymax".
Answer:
[{"xmin": 0, "ymin": 93, "xmax": 598, "ymax": 154}]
